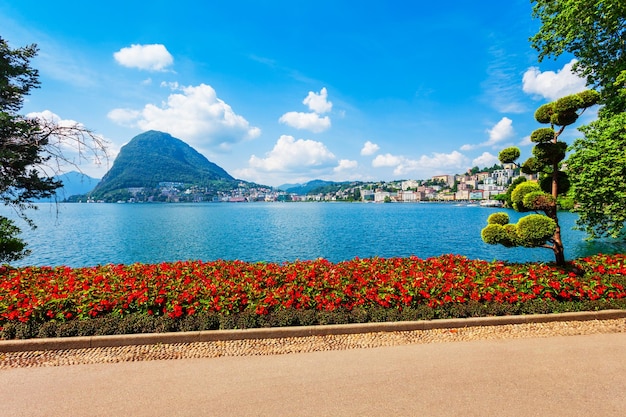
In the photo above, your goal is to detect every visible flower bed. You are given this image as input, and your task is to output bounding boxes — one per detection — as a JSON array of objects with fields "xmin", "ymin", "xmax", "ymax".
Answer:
[{"xmin": 1, "ymin": 254, "xmax": 625, "ymax": 339}]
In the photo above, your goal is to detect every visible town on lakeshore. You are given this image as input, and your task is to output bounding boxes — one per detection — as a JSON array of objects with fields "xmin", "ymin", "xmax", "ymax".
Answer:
[{"xmin": 80, "ymin": 164, "xmax": 525, "ymax": 205}]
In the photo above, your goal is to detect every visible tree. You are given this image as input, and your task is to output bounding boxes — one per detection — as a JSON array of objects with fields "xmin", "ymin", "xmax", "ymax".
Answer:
[
  {"xmin": 0, "ymin": 217, "xmax": 29, "ymax": 263},
  {"xmin": 531, "ymin": 1, "xmax": 626, "ymax": 241},
  {"xmin": 1, "ymin": 37, "xmax": 107, "ymax": 263},
  {"xmin": 566, "ymin": 112, "xmax": 626, "ymax": 238},
  {"xmin": 482, "ymin": 90, "xmax": 599, "ymax": 265},
  {"xmin": 531, "ymin": 0, "xmax": 626, "ymax": 114}
]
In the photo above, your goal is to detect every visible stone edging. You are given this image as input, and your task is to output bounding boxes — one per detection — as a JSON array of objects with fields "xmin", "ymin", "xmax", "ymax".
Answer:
[{"xmin": 1, "ymin": 309, "xmax": 625, "ymax": 353}]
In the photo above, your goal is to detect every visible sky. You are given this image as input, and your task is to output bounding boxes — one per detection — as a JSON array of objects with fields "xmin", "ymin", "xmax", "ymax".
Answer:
[{"xmin": 1, "ymin": 0, "xmax": 595, "ymax": 187}]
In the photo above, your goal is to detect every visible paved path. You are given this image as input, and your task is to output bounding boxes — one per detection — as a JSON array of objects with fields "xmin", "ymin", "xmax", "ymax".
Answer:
[{"xmin": 1, "ymin": 332, "xmax": 625, "ymax": 416}]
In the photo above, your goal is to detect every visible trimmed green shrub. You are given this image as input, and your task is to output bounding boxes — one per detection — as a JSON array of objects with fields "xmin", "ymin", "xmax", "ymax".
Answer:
[
  {"xmin": 530, "ymin": 127, "xmax": 555, "ymax": 143},
  {"xmin": 487, "ymin": 212, "xmax": 509, "ymax": 225},
  {"xmin": 511, "ymin": 182, "xmax": 542, "ymax": 211},
  {"xmin": 534, "ymin": 103, "xmax": 553, "ymax": 123},
  {"xmin": 516, "ymin": 214, "xmax": 557, "ymax": 247}
]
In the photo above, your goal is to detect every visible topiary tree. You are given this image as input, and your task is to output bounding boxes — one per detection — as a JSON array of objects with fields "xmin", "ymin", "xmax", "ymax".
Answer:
[{"xmin": 482, "ymin": 90, "xmax": 600, "ymax": 265}]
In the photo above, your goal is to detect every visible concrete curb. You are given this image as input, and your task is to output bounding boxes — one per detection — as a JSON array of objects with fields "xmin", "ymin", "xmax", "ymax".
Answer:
[{"xmin": 1, "ymin": 309, "xmax": 625, "ymax": 353}]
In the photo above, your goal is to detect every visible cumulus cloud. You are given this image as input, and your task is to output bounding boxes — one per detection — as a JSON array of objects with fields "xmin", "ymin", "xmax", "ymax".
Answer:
[
  {"xmin": 303, "ymin": 87, "xmax": 332, "ymax": 113},
  {"xmin": 472, "ymin": 152, "xmax": 499, "ymax": 168},
  {"xmin": 334, "ymin": 159, "xmax": 358, "ymax": 173},
  {"xmin": 522, "ymin": 59, "xmax": 587, "ymax": 100},
  {"xmin": 107, "ymin": 83, "xmax": 261, "ymax": 149},
  {"xmin": 113, "ymin": 44, "xmax": 174, "ymax": 71},
  {"xmin": 248, "ymin": 135, "xmax": 336, "ymax": 172},
  {"xmin": 519, "ymin": 135, "xmax": 533, "ymax": 147},
  {"xmin": 360, "ymin": 140, "xmax": 380, "ymax": 156},
  {"xmin": 461, "ymin": 117, "xmax": 514, "ymax": 150},
  {"xmin": 486, "ymin": 117, "xmax": 514, "ymax": 145},
  {"xmin": 279, "ymin": 112, "xmax": 331, "ymax": 133},
  {"xmin": 27, "ymin": 110, "xmax": 81, "ymax": 128},
  {"xmin": 279, "ymin": 87, "xmax": 333, "ymax": 133},
  {"xmin": 372, "ymin": 151, "xmax": 469, "ymax": 176}
]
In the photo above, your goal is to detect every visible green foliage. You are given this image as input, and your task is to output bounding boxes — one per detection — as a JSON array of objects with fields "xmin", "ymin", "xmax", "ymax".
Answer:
[
  {"xmin": 553, "ymin": 94, "xmax": 583, "ymax": 113},
  {"xmin": 0, "ymin": 38, "xmax": 61, "ymax": 219},
  {"xmin": 550, "ymin": 109, "xmax": 579, "ymax": 126},
  {"xmin": 531, "ymin": 0, "xmax": 625, "ymax": 114},
  {"xmin": 1, "ymin": 37, "xmax": 108, "ymax": 262},
  {"xmin": 522, "ymin": 191, "xmax": 556, "ymax": 212},
  {"xmin": 521, "ymin": 157, "xmax": 543, "ymax": 175},
  {"xmin": 567, "ymin": 112, "xmax": 626, "ymax": 238},
  {"xmin": 487, "ymin": 212, "xmax": 509, "ymax": 225},
  {"xmin": 481, "ymin": 224, "xmax": 506, "ymax": 245},
  {"xmin": 534, "ymin": 103, "xmax": 553, "ymax": 123},
  {"xmin": 498, "ymin": 147, "xmax": 520, "ymax": 164},
  {"xmin": 500, "ymin": 176, "xmax": 527, "ymax": 207},
  {"xmin": 484, "ymin": 90, "xmax": 600, "ymax": 265},
  {"xmin": 502, "ymin": 224, "xmax": 521, "ymax": 247},
  {"xmin": 532, "ymin": 141, "xmax": 567, "ymax": 165},
  {"xmin": 516, "ymin": 214, "xmax": 557, "ymax": 247},
  {"xmin": 0, "ymin": 216, "xmax": 30, "ymax": 263},
  {"xmin": 530, "ymin": 127, "xmax": 555, "ymax": 143},
  {"xmin": 510, "ymin": 182, "xmax": 542, "ymax": 212},
  {"xmin": 576, "ymin": 89, "xmax": 601, "ymax": 108},
  {"xmin": 557, "ymin": 195, "xmax": 575, "ymax": 211}
]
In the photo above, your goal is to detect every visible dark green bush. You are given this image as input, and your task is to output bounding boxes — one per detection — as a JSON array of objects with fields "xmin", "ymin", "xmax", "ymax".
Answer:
[{"xmin": 2, "ymin": 300, "xmax": 625, "ymax": 340}]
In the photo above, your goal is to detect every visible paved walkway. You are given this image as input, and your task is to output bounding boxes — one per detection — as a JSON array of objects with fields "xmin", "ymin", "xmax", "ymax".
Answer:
[{"xmin": 1, "ymin": 332, "xmax": 625, "ymax": 416}]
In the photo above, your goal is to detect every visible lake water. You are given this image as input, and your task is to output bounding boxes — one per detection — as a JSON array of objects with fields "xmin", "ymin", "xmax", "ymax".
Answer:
[{"xmin": 3, "ymin": 202, "xmax": 625, "ymax": 267}]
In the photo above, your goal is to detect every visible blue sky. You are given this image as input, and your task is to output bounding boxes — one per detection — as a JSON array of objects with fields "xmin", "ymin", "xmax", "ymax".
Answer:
[{"xmin": 1, "ymin": 0, "xmax": 593, "ymax": 187}]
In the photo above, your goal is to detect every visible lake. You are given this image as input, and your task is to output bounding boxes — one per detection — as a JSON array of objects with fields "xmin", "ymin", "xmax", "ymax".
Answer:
[{"xmin": 3, "ymin": 202, "xmax": 625, "ymax": 267}]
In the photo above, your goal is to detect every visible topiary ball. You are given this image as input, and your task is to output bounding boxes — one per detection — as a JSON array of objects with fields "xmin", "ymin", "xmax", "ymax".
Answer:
[
  {"xmin": 516, "ymin": 214, "xmax": 556, "ymax": 247},
  {"xmin": 487, "ymin": 212, "xmax": 509, "ymax": 225},
  {"xmin": 530, "ymin": 127, "xmax": 555, "ymax": 143}
]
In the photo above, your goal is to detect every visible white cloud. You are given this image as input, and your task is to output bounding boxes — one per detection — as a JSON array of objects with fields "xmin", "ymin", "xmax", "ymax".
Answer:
[
  {"xmin": 472, "ymin": 152, "xmax": 499, "ymax": 168},
  {"xmin": 486, "ymin": 117, "xmax": 514, "ymax": 146},
  {"xmin": 334, "ymin": 159, "xmax": 358, "ymax": 173},
  {"xmin": 372, "ymin": 151, "xmax": 469, "ymax": 176},
  {"xmin": 372, "ymin": 153, "xmax": 403, "ymax": 168},
  {"xmin": 522, "ymin": 59, "xmax": 587, "ymax": 100},
  {"xmin": 519, "ymin": 135, "xmax": 533, "ymax": 147},
  {"xmin": 113, "ymin": 44, "xmax": 174, "ymax": 71},
  {"xmin": 279, "ymin": 87, "xmax": 333, "ymax": 133},
  {"xmin": 278, "ymin": 111, "xmax": 331, "ymax": 133},
  {"xmin": 107, "ymin": 108, "xmax": 141, "ymax": 125},
  {"xmin": 303, "ymin": 87, "xmax": 332, "ymax": 113},
  {"xmin": 361, "ymin": 140, "xmax": 380, "ymax": 156},
  {"xmin": 107, "ymin": 83, "xmax": 261, "ymax": 149},
  {"xmin": 461, "ymin": 117, "xmax": 514, "ymax": 150},
  {"xmin": 248, "ymin": 135, "xmax": 336, "ymax": 172}
]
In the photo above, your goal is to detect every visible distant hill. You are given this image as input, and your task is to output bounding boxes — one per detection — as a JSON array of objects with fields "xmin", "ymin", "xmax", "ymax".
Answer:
[
  {"xmin": 281, "ymin": 179, "xmax": 339, "ymax": 195},
  {"xmin": 89, "ymin": 130, "xmax": 239, "ymax": 201},
  {"xmin": 35, "ymin": 171, "xmax": 100, "ymax": 202}
]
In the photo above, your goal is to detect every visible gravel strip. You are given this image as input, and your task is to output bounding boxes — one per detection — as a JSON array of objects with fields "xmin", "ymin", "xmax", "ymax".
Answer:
[{"xmin": 1, "ymin": 318, "xmax": 624, "ymax": 369}]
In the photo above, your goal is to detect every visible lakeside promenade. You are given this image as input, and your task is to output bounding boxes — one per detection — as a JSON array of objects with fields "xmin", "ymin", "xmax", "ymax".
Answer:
[{"xmin": 1, "ymin": 317, "xmax": 625, "ymax": 416}]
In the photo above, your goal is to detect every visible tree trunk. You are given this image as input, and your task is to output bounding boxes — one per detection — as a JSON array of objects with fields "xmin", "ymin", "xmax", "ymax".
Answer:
[
  {"xmin": 552, "ymin": 222, "xmax": 566, "ymax": 266},
  {"xmin": 550, "ymin": 157, "xmax": 565, "ymax": 266}
]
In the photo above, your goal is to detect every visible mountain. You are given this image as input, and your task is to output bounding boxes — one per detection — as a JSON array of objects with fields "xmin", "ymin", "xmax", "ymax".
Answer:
[
  {"xmin": 281, "ymin": 179, "xmax": 338, "ymax": 195},
  {"xmin": 89, "ymin": 130, "xmax": 238, "ymax": 200},
  {"xmin": 35, "ymin": 171, "xmax": 100, "ymax": 201}
]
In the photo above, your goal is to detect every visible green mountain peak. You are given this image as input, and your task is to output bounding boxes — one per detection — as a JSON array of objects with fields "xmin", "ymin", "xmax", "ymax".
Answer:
[{"xmin": 90, "ymin": 130, "xmax": 237, "ymax": 201}]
